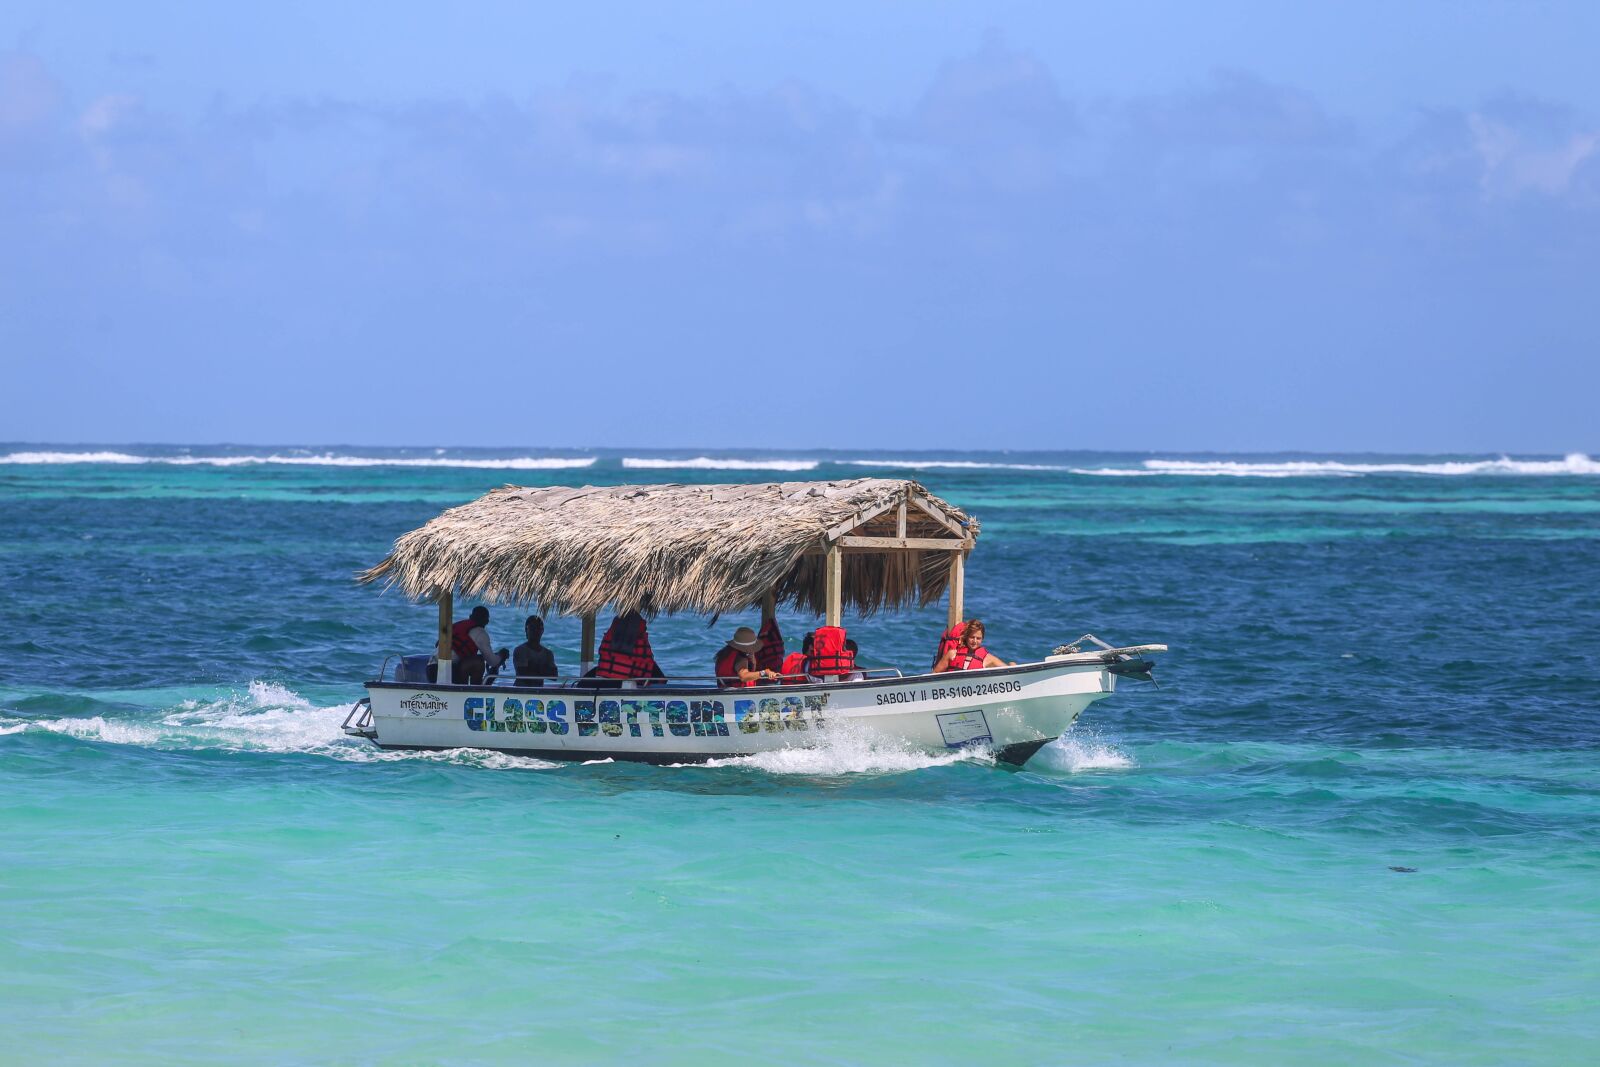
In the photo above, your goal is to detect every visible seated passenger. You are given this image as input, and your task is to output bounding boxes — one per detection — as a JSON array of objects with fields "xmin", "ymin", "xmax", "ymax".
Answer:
[
  {"xmin": 844, "ymin": 638, "xmax": 864, "ymax": 681},
  {"xmin": 932, "ymin": 619, "xmax": 1012, "ymax": 672},
  {"xmin": 512, "ymin": 615, "xmax": 558, "ymax": 686},
  {"xmin": 451, "ymin": 605, "xmax": 508, "ymax": 685},
  {"xmin": 715, "ymin": 626, "xmax": 778, "ymax": 687},
  {"xmin": 780, "ymin": 632, "xmax": 815, "ymax": 684},
  {"xmin": 589, "ymin": 609, "xmax": 663, "ymax": 686},
  {"xmin": 807, "ymin": 625, "xmax": 855, "ymax": 680}
]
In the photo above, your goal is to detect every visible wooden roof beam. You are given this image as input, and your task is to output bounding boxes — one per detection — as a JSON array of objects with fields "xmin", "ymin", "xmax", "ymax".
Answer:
[{"xmin": 838, "ymin": 535, "xmax": 973, "ymax": 551}]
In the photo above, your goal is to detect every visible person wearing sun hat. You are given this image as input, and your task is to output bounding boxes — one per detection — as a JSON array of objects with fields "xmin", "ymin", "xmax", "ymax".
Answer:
[{"xmin": 714, "ymin": 625, "xmax": 777, "ymax": 688}]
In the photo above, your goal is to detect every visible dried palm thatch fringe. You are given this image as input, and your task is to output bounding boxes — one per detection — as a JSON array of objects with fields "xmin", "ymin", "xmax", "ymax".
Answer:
[{"xmin": 359, "ymin": 478, "xmax": 978, "ymax": 618}]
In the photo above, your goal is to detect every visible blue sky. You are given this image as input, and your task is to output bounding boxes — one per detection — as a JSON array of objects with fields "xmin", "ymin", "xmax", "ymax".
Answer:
[{"xmin": 3, "ymin": 1, "xmax": 1598, "ymax": 452}]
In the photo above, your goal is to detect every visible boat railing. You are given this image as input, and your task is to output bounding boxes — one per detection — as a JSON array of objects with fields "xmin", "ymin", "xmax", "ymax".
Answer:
[
  {"xmin": 373, "ymin": 653, "xmax": 904, "ymax": 688},
  {"xmin": 1052, "ymin": 633, "xmax": 1118, "ymax": 655}
]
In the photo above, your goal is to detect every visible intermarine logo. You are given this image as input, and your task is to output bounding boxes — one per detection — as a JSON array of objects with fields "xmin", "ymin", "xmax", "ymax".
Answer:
[{"xmin": 399, "ymin": 692, "xmax": 449, "ymax": 717}]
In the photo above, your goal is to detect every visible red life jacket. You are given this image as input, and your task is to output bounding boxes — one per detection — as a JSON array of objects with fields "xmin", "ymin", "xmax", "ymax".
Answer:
[
  {"xmin": 932, "ymin": 622, "xmax": 966, "ymax": 668},
  {"xmin": 451, "ymin": 618, "xmax": 481, "ymax": 660},
  {"xmin": 595, "ymin": 618, "xmax": 657, "ymax": 679},
  {"xmin": 715, "ymin": 646, "xmax": 757, "ymax": 688},
  {"xmin": 756, "ymin": 619, "xmax": 785, "ymax": 672},
  {"xmin": 809, "ymin": 626, "xmax": 855, "ymax": 678},
  {"xmin": 948, "ymin": 643, "xmax": 990, "ymax": 671},
  {"xmin": 780, "ymin": 651, "xmax": 809, "ymax": 684}
]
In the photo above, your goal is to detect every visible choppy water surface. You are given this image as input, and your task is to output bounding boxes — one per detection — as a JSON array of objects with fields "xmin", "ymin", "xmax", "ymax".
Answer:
[{"xmin": 2, "ymin": 447, "xmax": 1597, "ymax": 1065}]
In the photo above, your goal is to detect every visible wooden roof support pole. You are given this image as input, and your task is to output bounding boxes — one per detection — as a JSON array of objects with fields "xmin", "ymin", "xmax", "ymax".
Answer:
[
  {"xmin": 824, "ymin": 543, "xmax": 842, "ymax": 628},
  {"xmin": 946, "ymin": 552, "xmax": 965, "ymax": 630},
  {"xmin": 436, "ymin": 589, "xmax": 454, "ymax": 685},
  {"xmin": 580, "ymin": 612, "xmax": 597, "ymax": 676},
  {"xmin": 761, "ymin": 590, "xmax": 776, "ymax": 628}
]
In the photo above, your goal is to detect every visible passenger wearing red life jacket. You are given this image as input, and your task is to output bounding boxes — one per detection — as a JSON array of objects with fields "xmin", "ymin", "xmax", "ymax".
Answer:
[
  {"xmin": 447, "ymin": 605, "xmax": 508, "ymax": 685},
  {"xmin": 755, "ymin": 618, "xmax": 785, "ymax": 673},
  {"xmin": 932, "ymin": 619, "xmax": 1011, "ymax": 672},
  {"xmin": 592, "ymin": 609, "xmax": 662, "ymax": 683},
  {"xmin": 808, "ymin": 625, "xmax": 856, "ymax": 679},
  {"xmin": 715, "ymin": 626, "xmax": 778, "ymax": 688},
  {"xmin": 779, "ymin": 632, "xmax": 816, "ymax": 684}
]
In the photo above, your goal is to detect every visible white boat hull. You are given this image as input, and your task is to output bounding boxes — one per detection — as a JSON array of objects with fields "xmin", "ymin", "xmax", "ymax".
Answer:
[{"xmin": 357, "ymin": 651, "xmax": 1157, "ymax": 766}]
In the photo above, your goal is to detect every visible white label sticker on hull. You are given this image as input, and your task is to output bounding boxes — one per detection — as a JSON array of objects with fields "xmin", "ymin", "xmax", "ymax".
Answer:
[{"xmin": 936, "ymin": 710, "xmax": 992, "ymax": 748}]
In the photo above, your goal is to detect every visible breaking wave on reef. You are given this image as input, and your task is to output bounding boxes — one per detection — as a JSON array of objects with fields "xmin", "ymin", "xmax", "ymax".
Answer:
[
  {"xmin": 0, "ymin": 450, "xmax": 597, "ymax": 470},
  {"xmin": 841, "ymin": 459, "xmax": 1072, "ymax": 472},
  {"xmin": 1072, "ymin": 453, "xmax": 1600, "ymax": 477},
  {"xmin": 620, "ymin": 456, "xmax": 820, "ymax": 471}
]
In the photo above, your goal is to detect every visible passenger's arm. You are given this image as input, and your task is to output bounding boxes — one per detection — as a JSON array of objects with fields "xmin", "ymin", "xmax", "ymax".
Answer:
[
  {"xmin": 932, "ymin": 649, "xmax": 953, "ymax": 673},
  {"xmin": 982, "ymin": 653, "xmax": 1014, "ymax": 668},
  {"xmin": 471, "ymin": 627, "xmax": 504, "ymax": 665}
]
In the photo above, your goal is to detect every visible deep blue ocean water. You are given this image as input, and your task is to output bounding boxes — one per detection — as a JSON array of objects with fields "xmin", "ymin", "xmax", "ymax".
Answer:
[{"xmin": 2, "ymin": 446, "xmax": 1597, "ymax": 1064}]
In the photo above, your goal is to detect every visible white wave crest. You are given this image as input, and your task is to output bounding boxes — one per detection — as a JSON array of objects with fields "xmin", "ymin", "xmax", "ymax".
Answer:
[
  {"xmin": 1074, "ymin": 453, "xmax": 1600, "ymax": 477},
  {"xmin": 841, "ymin": 459, "xmax": 1070, "ymax": 471},
  {"xmin": 621, "ymin": 456, "xmax": 819, "ymax": 471},
  {"xmin": 0, "ymin": 451, "xmax": 596, "ymax": 470}
]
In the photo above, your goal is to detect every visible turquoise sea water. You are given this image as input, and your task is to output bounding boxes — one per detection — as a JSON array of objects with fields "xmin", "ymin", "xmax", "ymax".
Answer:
[{"xmin": 3, "ymin": 446, "xmax": 1598, "ymax": 1064}]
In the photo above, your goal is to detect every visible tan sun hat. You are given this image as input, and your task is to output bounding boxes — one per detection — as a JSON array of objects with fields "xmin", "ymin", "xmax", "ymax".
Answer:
[{"xmin": 727, "ymin": 626, "xmax": 761, "ymax": 652}]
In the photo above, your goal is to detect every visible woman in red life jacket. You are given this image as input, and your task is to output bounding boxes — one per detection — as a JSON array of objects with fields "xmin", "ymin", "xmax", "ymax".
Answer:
[
  {"xmin": 591, "ymin": 609, "xmax": 662, "ymax": 685},
  {"xmin": 779, "ymin": 631, "xmax": 815, "ymax": 684},
  {"xmin": 715, "ymin": 626, "xmax": 778, "ymax": 688},
  {"xmin": 932, "ymin": 619, "xmax": 1011, "ymax": 672}
]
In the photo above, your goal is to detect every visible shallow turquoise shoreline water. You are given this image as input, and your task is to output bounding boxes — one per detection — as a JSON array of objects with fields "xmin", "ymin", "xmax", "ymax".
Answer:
[{"xmin": 2, "ymin": 448, "xmax": 1597, "ymax": 1064}]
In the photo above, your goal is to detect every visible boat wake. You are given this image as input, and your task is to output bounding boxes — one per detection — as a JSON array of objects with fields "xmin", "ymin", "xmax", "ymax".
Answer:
[{"xmin": 0, "ymin": 681, "xmax": 561, "ymax": 770}]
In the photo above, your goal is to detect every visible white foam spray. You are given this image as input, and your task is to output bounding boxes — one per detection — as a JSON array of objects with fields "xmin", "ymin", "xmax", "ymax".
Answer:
[
  {"xmin": 1028, "ymin": 735, "xmax": 1135, "ymax": 773},
  {"xmin": 694, "ymin": 720, "xmax": 991, "ymax": 775}
]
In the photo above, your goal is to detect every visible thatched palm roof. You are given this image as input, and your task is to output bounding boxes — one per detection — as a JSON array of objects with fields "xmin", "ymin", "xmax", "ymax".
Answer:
[{"xmin": 360, "ymin": 478, "xmax": 978, "ymax": 618}]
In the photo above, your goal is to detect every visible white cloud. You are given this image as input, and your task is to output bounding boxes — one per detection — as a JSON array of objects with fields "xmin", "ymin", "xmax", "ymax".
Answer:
[{"xmin": 1469, "ymin": 112, "xmax": 1598, "ymax": 198}]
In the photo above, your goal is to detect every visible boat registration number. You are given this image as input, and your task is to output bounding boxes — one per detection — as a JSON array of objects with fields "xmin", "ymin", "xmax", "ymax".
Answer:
[{"xmin": 875, "ymin": 679, "xmax": 1022, "ymax": 705}]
